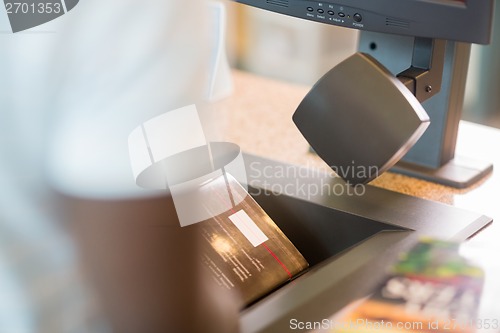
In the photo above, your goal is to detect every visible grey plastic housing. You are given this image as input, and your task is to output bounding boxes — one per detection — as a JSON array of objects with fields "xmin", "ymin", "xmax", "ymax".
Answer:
[
  {"xmin": 240, "ymin": 153, "xmax": 492, "ymax": 333},
  {"xmin": 293, "ymin": 52, "xmax": 430, "ymax": 184},
  {"xmin": 234, "ymin": 0, "xmax": 494, "ymax": 45}
]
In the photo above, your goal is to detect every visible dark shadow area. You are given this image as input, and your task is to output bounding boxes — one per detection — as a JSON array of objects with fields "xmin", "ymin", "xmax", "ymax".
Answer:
[{"xmin": 250, "ymin": 187, "xmax": 406, "ymax": 266}]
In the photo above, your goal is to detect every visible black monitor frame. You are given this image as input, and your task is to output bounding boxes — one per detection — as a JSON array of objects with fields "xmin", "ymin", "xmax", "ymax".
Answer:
[{"xmin": 234, "ymin": 0, "xmax": 494, "ymax": 44}]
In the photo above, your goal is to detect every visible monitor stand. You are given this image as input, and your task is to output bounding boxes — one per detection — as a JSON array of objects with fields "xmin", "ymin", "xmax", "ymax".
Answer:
[
  {"xmin": 240, "ymin": 153, "xmax": 491, "ymax": 333},
  {"xmin": 359, "ymin": 31, "xmax": 493, "ymax": 188}
]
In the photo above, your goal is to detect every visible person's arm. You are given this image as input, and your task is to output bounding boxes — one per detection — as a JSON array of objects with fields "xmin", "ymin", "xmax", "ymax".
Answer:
[{"xmin": 45, "ymin": 0, "xmax": 239, "ymax": 331}]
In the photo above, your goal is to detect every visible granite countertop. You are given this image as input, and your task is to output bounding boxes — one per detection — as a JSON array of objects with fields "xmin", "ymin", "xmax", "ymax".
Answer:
[
  {"xmin": 214, "ymin": 70, "xmax": 494, "ymax": 205},
  {"xmin": 214, "ymin": 70, "xmax": 500, "ymax": 327},
  {"xmin": 213, "ymin": 70, "xmax": 500, "ymax": 249}
]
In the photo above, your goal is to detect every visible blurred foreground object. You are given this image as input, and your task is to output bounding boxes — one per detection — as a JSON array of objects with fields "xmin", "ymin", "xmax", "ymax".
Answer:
[{"xmin": 1, "ymin": 0, "xmax": 239, "ymax": 332}]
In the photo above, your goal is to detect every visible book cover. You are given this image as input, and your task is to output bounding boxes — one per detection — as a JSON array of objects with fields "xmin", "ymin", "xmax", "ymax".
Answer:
[
  {"xmin": 187, "ymin": 172, "xmax": 309, "ymax": 306},
  {"xmin": 329, "ymin": 238, "xmax": 484, "ymax": 333}
]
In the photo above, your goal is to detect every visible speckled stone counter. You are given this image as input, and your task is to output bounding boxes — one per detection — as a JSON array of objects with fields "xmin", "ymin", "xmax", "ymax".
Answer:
[
  {"xmin": 213, "ymin": 70, "xmax": 500, "ymax": 326},
  {"xmin": 214, "ymin": 70, "xmax": 494, "ymax": 204}
]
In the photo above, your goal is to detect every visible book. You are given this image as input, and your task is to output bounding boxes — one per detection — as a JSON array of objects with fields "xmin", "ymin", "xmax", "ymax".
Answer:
[
  {"xmin": 325, "ymin": 238, "xmax": 484, "ymax": 333},
  {"xmin": 186, "ymin": 172, "xmax": 309, "ymax": 306}
]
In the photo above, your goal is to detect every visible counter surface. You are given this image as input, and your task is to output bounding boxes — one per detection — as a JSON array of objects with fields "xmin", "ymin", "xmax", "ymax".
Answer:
[{"xmin": 214, "ymin": 70, "xmax": 500, "ymax": 327}]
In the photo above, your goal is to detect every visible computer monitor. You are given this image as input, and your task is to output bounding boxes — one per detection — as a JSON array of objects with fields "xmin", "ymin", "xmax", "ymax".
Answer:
[{"xmin": 234, "ymin": 0, "xmax": 494, "ymax": 44}]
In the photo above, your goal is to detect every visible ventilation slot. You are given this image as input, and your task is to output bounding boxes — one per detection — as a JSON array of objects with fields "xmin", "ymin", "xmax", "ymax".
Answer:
[
  {"xmin": 385, "ymin": 18, "xmax": 410, "ymax": 29},
  {"xmin": 266, "ymin": 0, "xmax": 289, "ymax": 7}
]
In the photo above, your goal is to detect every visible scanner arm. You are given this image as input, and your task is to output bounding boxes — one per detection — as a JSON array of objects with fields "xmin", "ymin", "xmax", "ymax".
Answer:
[{"xmin": 397, "ymin": 38, "xmax": 446, "ymax": 103}]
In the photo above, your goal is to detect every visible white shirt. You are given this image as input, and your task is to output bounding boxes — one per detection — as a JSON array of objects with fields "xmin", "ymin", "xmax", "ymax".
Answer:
[{"xmin": 0, "ymin": 1, "xmax": 209, "ymax": 331}]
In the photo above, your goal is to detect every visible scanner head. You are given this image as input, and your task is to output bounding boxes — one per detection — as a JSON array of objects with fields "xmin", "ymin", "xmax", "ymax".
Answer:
[{"xmin": 293, "ymin": 52, "xmax": 430, "ymax": 184}]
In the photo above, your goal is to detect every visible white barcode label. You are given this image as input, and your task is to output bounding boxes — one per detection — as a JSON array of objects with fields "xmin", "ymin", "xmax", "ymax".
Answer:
[{"xmin": 229, "ymin": 210, "xmax": 268, "ymax": 247}]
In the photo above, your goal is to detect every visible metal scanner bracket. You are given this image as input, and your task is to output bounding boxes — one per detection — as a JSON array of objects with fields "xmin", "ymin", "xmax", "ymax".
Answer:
[
  {"xmin": 359, "ymin": 32, "xmax": 493, "ymax": 188},
  {"xmin": 396, "ymin": 38, "xmax": 445, "ymax": 103}
]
